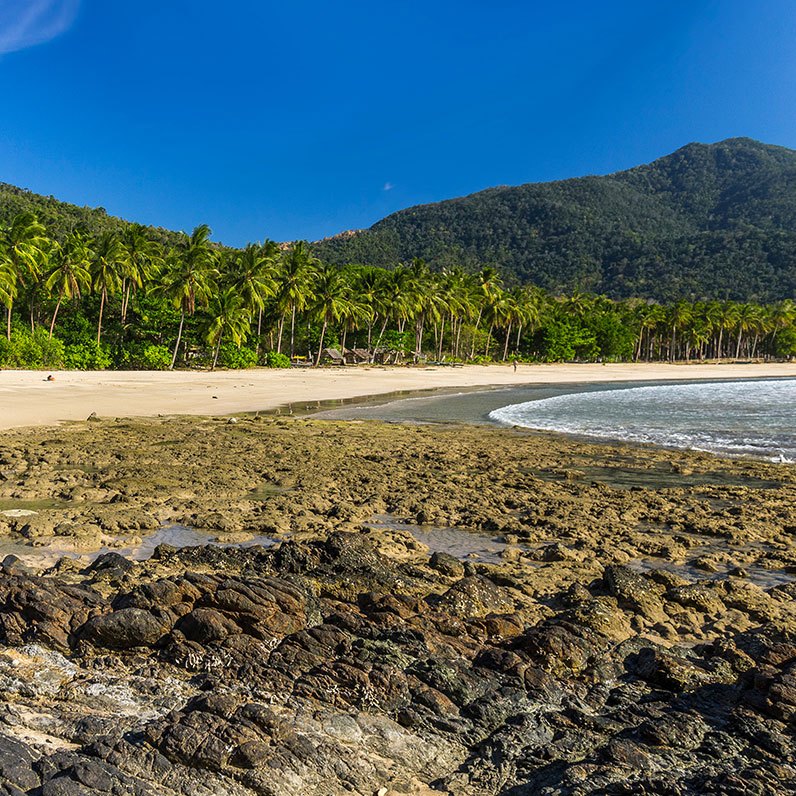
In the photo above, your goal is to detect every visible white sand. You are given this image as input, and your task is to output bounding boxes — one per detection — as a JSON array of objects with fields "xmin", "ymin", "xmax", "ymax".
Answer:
[{"xmin": 0, "ymin": 362, "xmax": 794, "ymax": 431}]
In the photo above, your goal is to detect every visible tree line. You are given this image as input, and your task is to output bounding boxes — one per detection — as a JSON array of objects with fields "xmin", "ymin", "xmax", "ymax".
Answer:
[{"xmin": 1, "ymin": 212, "xmax": 794, "ymax": 370}]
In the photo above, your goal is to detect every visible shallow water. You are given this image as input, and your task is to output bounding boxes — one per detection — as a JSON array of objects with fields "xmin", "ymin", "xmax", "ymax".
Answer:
[
  {"xmin": 490, "ymin": 379, "xmax": 796, "ymax": 462},
  {"xmin": 0, "ymin": 524, "xmax": 276, "ymax": 568},
  {"xmin": 366, "ymin": 514, "xmax": 516, "ymax": 564}
]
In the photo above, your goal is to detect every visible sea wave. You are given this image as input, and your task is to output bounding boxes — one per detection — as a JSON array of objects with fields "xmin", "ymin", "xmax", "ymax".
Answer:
[{"xmin": 488, "ymin": 379, "xmax": 796, "ymax": 461}]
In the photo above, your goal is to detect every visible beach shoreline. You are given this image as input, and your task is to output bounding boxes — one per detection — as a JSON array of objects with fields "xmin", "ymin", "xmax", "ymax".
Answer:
[{"xmin": 1, "ymin": 361, "xmax": 794, "ymax": 431}]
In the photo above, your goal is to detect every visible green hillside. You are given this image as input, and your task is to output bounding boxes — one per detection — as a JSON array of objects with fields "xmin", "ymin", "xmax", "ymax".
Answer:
[
  {"xmin": 0, "ymin": 182, "xmax": 181, "ymax": 247},
  {"xmin": 312, "ymin": 138, "xmax": 796, "ymax": 302}
]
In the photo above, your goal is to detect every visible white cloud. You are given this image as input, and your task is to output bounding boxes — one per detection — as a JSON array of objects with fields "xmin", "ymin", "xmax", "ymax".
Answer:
[
  {"xmin": 383, "ymin": 181, "xmax": 394, "ymax": 192},
  {"xmin": 0, "ymin": 0, "xmax": 80, "ymax": 55}
]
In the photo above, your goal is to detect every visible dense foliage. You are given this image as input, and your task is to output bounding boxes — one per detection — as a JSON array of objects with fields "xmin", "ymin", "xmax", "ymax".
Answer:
[
  {"xmin": 1, "ymin": 210, "xmax": 794, "ymax": 370},
  {"xmin": 313, "ymin": 138, "xmax": 796, "ymax": 302},
  {"xmin": 1, "ymin": 138, "xmax": 795, "ymax": 369}
]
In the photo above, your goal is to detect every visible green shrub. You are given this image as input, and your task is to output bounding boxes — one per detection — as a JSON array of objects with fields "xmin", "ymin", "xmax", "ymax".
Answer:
[
  {"xmin": 0, "ymin": 327, "xmax": 65, "ymax": 369},
  {"xmin": 141, "ymin": 344, "xmax": 172, "ymax": 370},
  {"xmin": 218, "ymin": 343, "xmax": 257, "ymax": 369},
  {"xmin": 262, "ymin": 351, "xmax": 291, "ymax": 368},
  {"xmin": 63, "ymin": 341, "xmax": 112, "ymax": 370}
]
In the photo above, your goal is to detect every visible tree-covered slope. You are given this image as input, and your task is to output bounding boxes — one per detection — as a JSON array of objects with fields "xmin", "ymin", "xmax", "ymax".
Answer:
[
  {"xmin": 313, "ymin": 138, "xmax": 796, "ymax": 301},
  {"xmin": 0, "ymin": 182, "xmax": 181, "ymax": 247}
]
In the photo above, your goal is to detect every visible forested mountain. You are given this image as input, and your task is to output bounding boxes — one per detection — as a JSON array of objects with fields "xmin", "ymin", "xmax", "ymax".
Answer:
[
  {"xmin": 312, "ymin": 138, "xmax": 796, "ymax": 302},
  {"xmin": 0, "ymin": 182, "xmax": 181, "ymax": 248}
]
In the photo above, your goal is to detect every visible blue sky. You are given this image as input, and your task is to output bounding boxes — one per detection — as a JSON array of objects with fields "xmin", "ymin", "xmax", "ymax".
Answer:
[{"xmin": 0, "ymin": 0, "xmax": 794, "ymax": 245}]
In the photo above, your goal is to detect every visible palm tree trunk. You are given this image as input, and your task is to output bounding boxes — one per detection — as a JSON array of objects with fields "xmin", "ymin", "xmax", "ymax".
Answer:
[
  {"xmin": 289, "ymin": 304, "xmax": 297, "ymax": 359},
  {"xmin": 122, "ymin": 282, "xmax": 131, "ymax": 325},
  {"xmin": 277, "ymin": 313, "xmax": 285, "ymax": 353},
  {"xmin": 120, "ymin": 278, "xmax": 127, "ymax": 323},
  {"xmin": 96, "ymin": 288, "xmax": 106, "ymax": 345},
  {"xmin": 170, "ymin": 310, "xmax": 185, "ymax": 370},
  {"xmin": 484, "ymin": 323, "xmax": 493, "ymax": 357},
  {"xmin": 735, "ymin": 329, "xmax": 742, "ymax": 359},
  {"xmin": 256, "ymin": 308, "xmax": 263, "ymax": 353},
  {"xmin": 502, "ymin": 321, "xmax": 512, "ymax": 361},
  {"xmin": 315, "ymin": 319, "xmax": 328, "ymax": 366},
  {"xmin": 373, "ymin": 318, "xmax": 389, "ymax": 361},
  {"xmin": 437, "ymin": 318, "xmax": 445, "ymax": 360},
  {"xmin": 48, "ymin": 291, "xmax": 64, "ymax": 339},
  {"xmin": 212, "ymin": 330, "xmax": 223, "ymax": 371},
  {"xmin": 469, "ymin": 308, "xmax": 483, "ymax": 359},
  {"xmin": 6, "ymin": 298, "xmax": 11, "ymax": 341}
]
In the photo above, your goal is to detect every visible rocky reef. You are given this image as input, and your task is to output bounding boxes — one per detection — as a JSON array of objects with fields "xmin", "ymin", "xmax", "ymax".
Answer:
[{"xmin": 0, "ymin": 415, "xmax": 792, "ymax": 794}]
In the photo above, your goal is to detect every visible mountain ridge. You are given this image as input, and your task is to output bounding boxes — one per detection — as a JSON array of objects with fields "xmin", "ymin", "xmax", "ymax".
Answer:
[
  {"xmin": 1, "ymin": 138, "xmax": 795, "ymax": 302},
  {"xmin": 311, "ymin": 137, "xmax": 796, "ymax": 302}
]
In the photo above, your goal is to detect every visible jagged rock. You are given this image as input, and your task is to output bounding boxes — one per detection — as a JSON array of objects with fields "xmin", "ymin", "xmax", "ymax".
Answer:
[
  {"xmin": 428, "ymin": 551, "xmax": 464, "ymax": 578},
  {"xmin": 435, "ymin": 575, "xmax": 514, "ymax": 618},
  {"xmin": 80, "ymin": 608, "xmax": 169, "ymax": 649}
]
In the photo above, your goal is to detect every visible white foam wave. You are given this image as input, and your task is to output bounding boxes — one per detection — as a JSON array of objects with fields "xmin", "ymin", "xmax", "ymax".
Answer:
[{"xmin": 489, "ymin": 379, "xmax": 796, "ymax": 461}]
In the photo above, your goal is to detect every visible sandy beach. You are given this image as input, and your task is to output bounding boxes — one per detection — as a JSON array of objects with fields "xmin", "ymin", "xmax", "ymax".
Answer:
[{"xmin": 1, "ymin": 361, "xmax": 794, "ymax": 430}]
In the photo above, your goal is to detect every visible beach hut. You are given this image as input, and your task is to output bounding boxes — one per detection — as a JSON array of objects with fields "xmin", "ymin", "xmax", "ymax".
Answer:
[
  {"xmin": 343, "ymin": 347, "xmax": 370, "ymax": 365},
  {"xmin": 319, "ymin": 348, "xmax": 346, "ymax": 365}
]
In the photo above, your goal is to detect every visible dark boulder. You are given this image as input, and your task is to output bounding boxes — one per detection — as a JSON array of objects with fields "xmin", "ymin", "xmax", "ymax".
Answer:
[{"xmin": 80, "ymin": 608, "xmax": 168, "ymax": 649}]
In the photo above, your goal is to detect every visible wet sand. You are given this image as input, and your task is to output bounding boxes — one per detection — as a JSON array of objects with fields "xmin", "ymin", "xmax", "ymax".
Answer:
[{"xmin": 1, "ymin": 362, "xmax": 794, "ymax": 430}]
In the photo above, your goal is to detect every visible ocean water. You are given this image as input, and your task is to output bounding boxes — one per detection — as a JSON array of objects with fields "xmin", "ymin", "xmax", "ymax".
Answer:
[{"xmin": 489, "ymin": 379, "xmax": 796, "ymax": 462}]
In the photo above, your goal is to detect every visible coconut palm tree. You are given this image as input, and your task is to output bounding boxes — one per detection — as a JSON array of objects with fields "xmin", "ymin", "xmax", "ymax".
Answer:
[
  {"xmin": 373, "ymin": 266, "xmax": 414, "ymax": 356},
  {"xmin": 352, "ymin": 266, "xmax": 389, "ymax": 355},
  {"xmin": 230, "ymin": 241, "xmax": 279, "ymax": 345},
  {"xmin": 336, "ymin": 267, "xmax": 373, "ymax": 353},
  {"xmin": 90, "ymin": 231, "xmax": 127, "ymax": 344},
  {"xmin": 769, "ymin": 299, "xmax": 796, "ymax": 354},
  {"xmin": 45, "ymin": 232, "xmax": 92, "ymax": 337},
  {"xmin": 0, "ymin": 212, "xmax": 49, "ymax": 340},
  {"xmin": 205, "ymin": 288, "xmax": 251, "ymax": 370},
  {"xmin": 159, "ymin": 225, "xmax": 219, "ymax": 369},
  {"xmin": 733, "ymin": 303, "xmax": 761, "ymax": 359},
  {"xmin": 275, "ymin": 242, "xmax": 318, "ymax": 358},
  {"xmin": 120, "ymin": 224, "xmax": 161, "ymax": 325},
  {"xmin": 469, "ymin": 266, "xmax": 503, "ymax": 358},
  {"xmin": 311, "ymin": 264, "xmax": 355, "ymax": 365},
  {"xmin": 668, "ymin": 301, "xmax": 694, "ymax": 361}
]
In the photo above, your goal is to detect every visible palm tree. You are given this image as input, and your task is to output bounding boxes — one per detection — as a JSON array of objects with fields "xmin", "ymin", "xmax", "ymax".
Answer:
[
  {"xmin": 769, "ymin": 299, "xmax": 796, "ymax": 355},
  {"xmin": 668, "ymin": 301, "xmax": 694, "ymax": 361},
  {"xmin": 159, "ymin": 225, "xmax": 218, "ymax": 369},
  {"xmin": 715, "ymin": 301, "xmax": 739, "ymax": 360},
  {"xmin": 512, "ymin": 285, "xmax": 542, "ymax": 357},
  {"xmin": 482, "ymin": 285, "xmax": 509, "ymax": 358},
  {"xmin": 45, "ymin": 232, "xmax": 92, "ymax": 337},
  {"xmin": 230, "ymin": 241, "xmax": 279, "ymax": 345},
  {"xmin": 354, "ymin": 266, "xmax": 390, "ymax": 355},
  {"xmin": 0, "ymin": 258, "xmax": 17, "ymax": 337},
  {"xmin": 0, "ymin": 212, "xmax": 48, "ymax": 340},
  {"xmin": 733, "ymin": 303, "xmax": 761, "ymax": 359},
  {"xmin": 275, "ymin": 242, "xmax": 318, "ymax": 357},
  {"xmin": 470, "ymin": 266, "xmax": 503, "ymax": 358},
  {"xmin": 120, "ymin": 224, "xmax": 161, "ymax": 325},
  {"xmin": 90, "ymin": 231, "xmax": 127, "ymax": 344},
  {"xmin": 205, "ymin": 288, "xmax": 251, "ymax": 370},
  {"xmin": 373, "ymin": 266, "xmax": 414, "ymax": 356},
  {"xmin": 311, "ymin": 264, "xmax": 355, "ymax": 365},
  {"xmin": 337, "ymin": 267, "xmax": 373, "ymax": 352}
]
